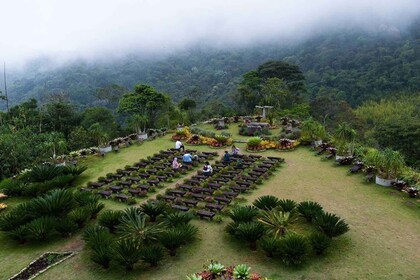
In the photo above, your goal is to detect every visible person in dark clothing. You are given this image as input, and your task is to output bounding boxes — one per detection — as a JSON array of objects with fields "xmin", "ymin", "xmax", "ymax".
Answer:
[{"xmin": 223, "ymin": 150, "xmax": 231, "ymax": 164}]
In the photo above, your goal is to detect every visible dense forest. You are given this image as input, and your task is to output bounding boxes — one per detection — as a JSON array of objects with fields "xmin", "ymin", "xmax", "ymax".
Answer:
[{"xmin": 4, "ymin": 21, "xmax": 419, "ymax": 111}]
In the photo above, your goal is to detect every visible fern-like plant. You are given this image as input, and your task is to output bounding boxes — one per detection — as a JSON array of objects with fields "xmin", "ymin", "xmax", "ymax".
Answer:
[
  {"xmin": 112, "ymin": 238, "xmax": 142, "ymax": 271},
  {"xmin": 253, "ymin": 195, "xmax": 280, "ymax": 211},
  {"xmin": 140, "ymin": 201, "xmax": 167, "ymax": 222},
  {"xmin": 258, "ymin": 210, "xmax": 294, "ymax": 237},
  {"xmin": 236, "ymin": 222, "xmax": 266, "ymax": 250},
  {"xmin": 25, "ymin": 216, "xmax": 56, "ymax": 241},
  {"xmin": 297, "ymin": 201, "xmax": 323, "ymax": 223},
  {"xmin": 140, "ymin": 245, "xmax": 164, "ymax": 267},
  {"xmin": 313, "ymin": 212, "xmax": 349, "ymax": 238},
  {"xmin": 229, "ymin": 206, "xmax": 259, "ymax": 223},
  {"xmin": 278, "ymin": 233, "xmax": 310, "ymax": 266},
  {"xmin": 98, "ymin": 210, "xmax": 123, "ymax": 233},
  {"xmin": 278, "ymin": 199, "xmax": 297, "ymax": 213}
]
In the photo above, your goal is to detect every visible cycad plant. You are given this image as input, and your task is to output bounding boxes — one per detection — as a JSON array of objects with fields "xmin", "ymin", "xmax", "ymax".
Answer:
[
  {"xmin": 140, "ymin": 245, "xmax": 164, "ymax": 267},
  {"xmin": 313, "ymin": 212, "xmax": 349, "ymax": 238},
  {"xmin": 25, "ymin": 216, "xmax": 56, "ymax": 241},
  {"xmin": 310, "ymin": 232, "xmax": 331, "ymax": 255},
  {"xmin": 159, "ymin": 228, "xmax": 185, "ymax": 256},
  {"xmin": 140, "ymin": 201, "xmax": 167, "ymax": 222},
  {"xmin": 253, "ymin": 195, "xmax": 280, "ymax": 211},
  {"xmin": 258, "ymin": 236, "xmax": 280, "ymax": 257},
  {"xmin": 55, "ymin": 218, "xmax": 79, "ymax": 237},
  {"xmin": 258, "ymin": 210, "xmax": 294, "ymax": 237},
  {"xmin": 236, "ymin": 221, "xmax": 266, "ymax": 250},
  {"xmin": 26, "ymin": 164, "xmax": 63, "ymax": 182},
  {"xmin": 68, "ymin": 207, "xmax": 91, "ymax": 228},
  {"xmin": 297, "ymin": 201, "xmax": 323, "ymax": 223},
  {"xmin": 117, "ymin": 208, "xmax": 163, "ymax": 244},
  {"xmin": 98, "ymin": 210, "xmax": 123, "ymax": 233},
  {"xmin": 229, "ymin": 206, "xmax": 259, "ymax": 223},
  {"xmin": 278, "ymin": 233, "xmax": 310, "ymax": 266},
  {"xmin": 278, "ymin": 199, "xmax": 297, "ymax": 213},
  {"xmin": 164, "ymin": 211, "xmax": 193, "ymax": 227},
  {"xmin": 112, "ymin": 238, "xmax": 142, "ymax": 271}
]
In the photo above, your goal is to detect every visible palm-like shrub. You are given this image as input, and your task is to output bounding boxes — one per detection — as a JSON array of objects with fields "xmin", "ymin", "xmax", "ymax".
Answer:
[
  {"xmin": 25, "ymin": 216, "xmax": 56, "ymax": 241},
  {"xmin": 55, "ymin": 218, "xmax": 79, "ymax": 237},
  {"xmin": 83, "ymin": 225, "xmax": 113, "ymax": 249},
  {"xmin": 164, "ymin": 211, "xmax": 193, "ymax": 227},
  {"xmin": 140, "ymin": 245, "xmax": 164, "ymax": 267},
  {"xmin": 313, "ymin": 212, "xmax": 349, "ymax": 238},
  {"xmin": 259, "ymin": 236, "xmax": 280, "ymax": 257},
  {"xmin": 310, "ymin": 232, "xmax": 331, "ymax": 255},
  {"xmin": 159, "ymin": 228, "xmax": 185, "ymax": 256},
  {"xmin": 278, "ymin": 199, "xmax": 297, "ymax": 213},
  {"xmin": 68, "ymin": 207, "xmax": 91, "ymax": 228},
  {"xmin": 253, "ymin": 195, "xmax": 280, "ymax": 211},
  {"xmin": 112, "ymin": 238, "xmax": 142, "ymax": 271},
  {"xmin": 278, "ymin": 233, "xmax": 310, "ymax": 266},
  {"xmin": 0, "ymin": 203, "xmax": 32, "ymax": 231},
  {"xmin": 62, "ymin": 165, "xmax": 87, "ymax": 176},
  {"xmin": 31, "ymin": 189, "xmax": 76, "ymax": 218},
  {"xmin": 86, "ymin": 201, "xmax": 105, "ymax": 219},
  {"xmin": 7, "ymin": 226, "xmax": 27, "ymax": 243},
  {"xmin": 91, "ymin": 245, "xmax": 113, "ymax": 269},
  {"xmin": 297, "ymin": 201, "xmax": 323, "ymax": 222},
  {"xmin": 178, "ymin": 223, "xmax": 199, "ymax": 243},
  {"xmin": 229, "ymin": 206, "xmax": 259, "ymax": 223},
  {"xmin": 117, "ymin": 209, "xmax": 163, "ymax": 244},
  {"xmin": 98, "ymin": 210, "xmax": 123, "ymax": 233},
  {"xmin": 73, "ymin": 191, "xmax": 99, "ymax": 206},
  {"xmin": 258, "ymin": 210, "xmax": 294, "ymax": 237},
  {"xmin": 26, "ymin": 165, "xmax": 63, "ymax": 182},
  {"xmin": 236, "ymin": 222, "xmax": 266, "ymax": 250},
  {"xmin": 140, "ymin": 201, "xmax": 167, "ymax": 222},
  {"xmin": 233, "ymin": 264, "xmax": 251, "ymax": 279}
]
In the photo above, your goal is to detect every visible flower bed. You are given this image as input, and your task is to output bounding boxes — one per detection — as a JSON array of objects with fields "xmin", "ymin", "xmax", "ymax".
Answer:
[
  {"xmin": 277, "ymin": 139, "xmax": 300, "ymax": 151},
  {"xmin": 9, "ymin": 252, "xmax": 75, "ymax": 280},
  {"xmin": 187, "ymin": 262, "xmax": 269, "ymax": 280}
]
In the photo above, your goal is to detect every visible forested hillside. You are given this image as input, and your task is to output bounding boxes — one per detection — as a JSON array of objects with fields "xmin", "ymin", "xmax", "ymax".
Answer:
[{"xmin": 5, "ymin": 21, "xmax": 419, "ymax": 109}]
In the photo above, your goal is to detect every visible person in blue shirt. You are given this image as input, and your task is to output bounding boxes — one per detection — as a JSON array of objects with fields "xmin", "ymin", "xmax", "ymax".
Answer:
[
  {"xmin": 183, "ymin": 153, "xmax": 193, "ymax": 164},
  {"xmin": 223, "ymin": 150, "xmax": 231, "ymax": 164}
]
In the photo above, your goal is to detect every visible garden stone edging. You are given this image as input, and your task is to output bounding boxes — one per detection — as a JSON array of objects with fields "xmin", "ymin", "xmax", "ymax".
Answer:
[{"xmin": 8, "ymin": 251, "xmax": 76, "ymax": 280}]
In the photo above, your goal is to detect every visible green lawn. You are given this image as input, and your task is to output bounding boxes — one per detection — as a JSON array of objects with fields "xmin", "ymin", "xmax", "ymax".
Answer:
[
  {"xmin": 1, "ymin": 136, "xmax": 419, "ymax": 280},
  {"xmin": 194, "ymin": 123, "xmax": 282, "ymax": 141}
]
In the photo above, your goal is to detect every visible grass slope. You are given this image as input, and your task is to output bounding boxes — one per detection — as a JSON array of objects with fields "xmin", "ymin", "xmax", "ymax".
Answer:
[{"xmin": 1, "ymin": 136, "xmax": 419, "ymax": 280}]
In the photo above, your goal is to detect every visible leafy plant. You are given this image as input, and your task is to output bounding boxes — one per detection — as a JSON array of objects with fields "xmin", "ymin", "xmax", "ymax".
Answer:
[
  {"xmin": 98, "ymin": 210, "xmax": 123, "ymax": 233},
  {"xmin": 55, "ymin": 218, "xmax": 79, "ymax": 237},
  {"xmin": 313, "ymin": 212, "xmax": 349, "ymax": 238},
  {"xmin": 26, "ymin": 165, "xmax": 63, "ymax": 182},
  {"xmin": 364, "ymin": 148, "xmax": 405, "ymax": 179},
  {"xmin": 229, "ymin": 206, "xmax": 259, "ymax": 223},
  {"xmin": 310, "ymin": 232, "xmax": 331, "ymax": 255},
  {"xmin": 68, "ymin": 207, "xmax": 91, "ymax": 228},
  {"xmin": 253, "ymin": 195, "xmax": 280, "ymax": 211},
  {"xmin": 159, "ymin": 228, "xmax": 185, "ymax": 256},
  {"xmin": 247, "ymin": 137, "xmax": 262, "ymax": 148},
  {"xmin": 62, "ymin": 165, "xmax": 87, "ymax": 176},
  {"xmin": 117, "ymin": 208, "xmax": 163, "ymax": 244},
  {"xmin": 25, "ymin": 216, "xmax": 56, "ymax": 241},
  {"xmin": 297, "ymin": 201, "xmax": 323, "ymax": 223},
  {"xmin": 186, "ymin": 274, "xmax": 203, "ymax": 280},
  {"xmin": 86, "ymin": 201, "xmax": 105, "ymax": 219},
  {"xmin": 236, "ymin": 222, "xmax": 266, "ymax": 250},
  {"xmin": 164, "ymin": 211, "xmax": 194, "ymax": 227},
  {"xmin": 258, "ymin": 210, "xmax": 294, "ymax": 237},
  {"xmin": 140, "ymin": 201, "xmax": 167, "ymax": 222},
  {"xmin": 233, "ymin": 264, "xmax": 251, "ymax": 279},
  {"xmin": 112, "ymin": 238, "xmax": 142, "ymax": 271},
  {"xmin": 207, "ymin": 262, "xmax": 225, "ymax": 276},
  {"xmin": 278, "ymin": 199, "xmax": 297, "ymax": 213},
  {"xmin": 259, "ymin": 236, "xmax": 280, "ymax": 257},
  {"xmin": 140, "ymin": 245, "xmax": 164, "ymax": 267},
  {"xmin": 91, "ymin": 244, "xmax": 113, "ymax": 269},
  {"xmin": 278, "ymin": 233, "xmax": 310, "ymax": 266}
]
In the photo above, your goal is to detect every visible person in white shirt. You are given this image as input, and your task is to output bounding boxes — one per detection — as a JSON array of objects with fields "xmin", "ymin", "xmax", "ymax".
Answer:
[
  {"xmin": 202, "ymin": 161, "xmax": 213, "ymax": 176},
  {"xmin": 175, "ymin": 140, "xmax": 185, "ymax": 152}
]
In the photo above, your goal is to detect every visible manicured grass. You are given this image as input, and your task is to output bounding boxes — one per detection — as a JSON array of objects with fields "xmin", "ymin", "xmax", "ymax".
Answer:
[{"xmin": 1, "ymin": 137, "xmax": 419, "ymax": 280}]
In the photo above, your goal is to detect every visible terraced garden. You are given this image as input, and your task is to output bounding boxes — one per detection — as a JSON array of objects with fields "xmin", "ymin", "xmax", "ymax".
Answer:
[{"xmin": 1, "ymin": 134, "xmax": 419, "ymax": 280}]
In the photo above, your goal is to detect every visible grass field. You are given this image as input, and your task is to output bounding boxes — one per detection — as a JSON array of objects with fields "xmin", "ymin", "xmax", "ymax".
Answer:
[{"xmin": 1, "ymin": 135, "xmax": 419, "ymax": 280}]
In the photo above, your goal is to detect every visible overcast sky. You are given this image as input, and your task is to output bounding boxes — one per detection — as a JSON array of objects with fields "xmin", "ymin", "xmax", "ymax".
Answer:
[{"xmin": 1, "ymin": 0, "xmax": 419, "ymax": 66}]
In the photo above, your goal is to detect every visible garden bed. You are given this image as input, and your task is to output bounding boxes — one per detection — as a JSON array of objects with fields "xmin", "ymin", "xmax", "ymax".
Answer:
[{"xmin": 9, "ymin": 252, "xmax": 75, "ymax": 280}]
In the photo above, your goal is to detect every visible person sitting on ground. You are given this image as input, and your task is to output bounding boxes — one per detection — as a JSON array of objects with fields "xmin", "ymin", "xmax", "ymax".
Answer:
[
  {"xmin": 182, "ymin": 152, "xmax": 194, "ymax": 164},
  {"xmin": 231, "ymin": 145, "xmax": 240, "ymax": 155},
  {"xmin": 172, "ymin": 157, "xmax": 181, "ymax": 170},
  {"xmin": 223, "ymin": 150, "xmax": 231, "ymax": 164},
  {"xmin": 175, "ymin": 140, "xmax": 185, "ymax": 152},
  {"xmin": 202, "ymin": 161, "xmax": 213, "ymax": 176}
]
